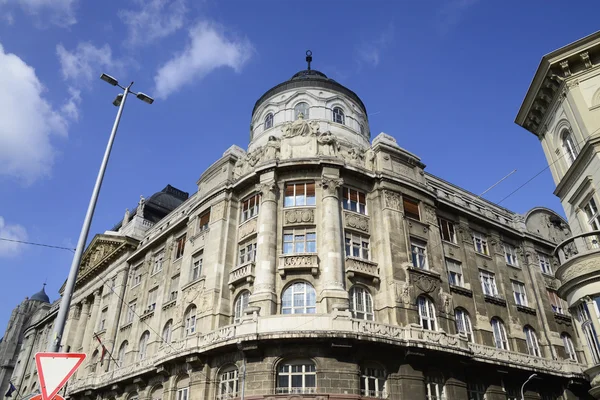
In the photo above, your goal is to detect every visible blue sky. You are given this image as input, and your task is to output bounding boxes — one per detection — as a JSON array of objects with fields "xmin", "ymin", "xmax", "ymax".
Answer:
[{"xmin": 0, "ymin": 0, "xmax": 598, "ymax": 330}]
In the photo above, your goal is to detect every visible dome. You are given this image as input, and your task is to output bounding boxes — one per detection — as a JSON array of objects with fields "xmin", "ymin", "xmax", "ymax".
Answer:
[{"xmin": 30, "ymin": 285, "xmax": 50, "ymax": 303}]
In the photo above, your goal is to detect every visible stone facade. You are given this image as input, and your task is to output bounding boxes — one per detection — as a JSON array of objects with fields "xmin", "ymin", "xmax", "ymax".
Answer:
[
  {"xmin": 3, "ymin": 61, "xmax": 596, "ymax": 400},
  {"xmin": 516, "ymin": 30, "xmax": 600, "ymax": 398}
]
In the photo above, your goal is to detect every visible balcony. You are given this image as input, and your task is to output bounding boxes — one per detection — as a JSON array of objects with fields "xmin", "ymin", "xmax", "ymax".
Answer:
[
  {"xmin": 345, "ymin": 257, "xmax": 379, "ymax": 284},
  {"xmin": 278, "ymin": 253, "xmax": 318, "ymax": 277},
  {"xmin": 554, "ymin": 232, "xmax": 600, "ymax": 290},
  {"xmin": 228, "ymin": 262, "xmax": 255, "ymax": 290}
]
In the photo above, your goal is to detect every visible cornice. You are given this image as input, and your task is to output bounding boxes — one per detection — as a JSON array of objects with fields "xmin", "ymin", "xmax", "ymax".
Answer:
[{"xmin": 554, "ymin": 135, "xmax": 600, "ymax": 199}]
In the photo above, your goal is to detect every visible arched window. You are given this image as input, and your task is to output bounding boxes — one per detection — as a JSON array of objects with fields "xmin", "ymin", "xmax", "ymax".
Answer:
[
  {"xmin": 139, "ymin": 331, "xmax": 150, "ymax": 360},
  {"xmin": 491, "ymin": 318, "xmax": 509, "ymax": 350},
  {"xmin": 360, "ymin": 363, "xmax": 386, "ymax": 398},
  {"xmin": 577, "ymin": 302, "xmax": 600, "ymax": 363},
  {"xmin": 218, "ymin": 365, "xmax": 239, "ymax": 399},
  {"xmin": 561, "ymin": 333, "xmax": 577, "ymax": 361},
  {"xmin": 90, "ymin": 350, "xmax": 99, "ymax": 373},
  {"xmin": 184, "ymin": 305, "xmax": 197, "ymax": 336},
  {"xmin": 150, "ymin": 386, "xmax": 163, "ymax": 400},
  {"xmin": 234, "ymin": 291, "xmax": 250, "ymax": 323},
  {"xmin": 332, "ymin": 107, "xmax": 345, "ymax": 124},
  {"xmin": 524, "ymin": 326, "xmax": 540, "ymax": 357},
  {"xmin": 264, "ymin": 113, "xmax": 274, "ymax": 130},
  {"xmin": 118, "ymin": 340, "xmax": 128, "ymax": 367},
  {"xmin": 276, "ymin": 359, "xmax": 316, "ymax": 394},
  {"xmin": 294, "ymin": 102, "xmax": 309, "ymax": 120},
  {"xmin": 176, "ymin": 375, "xmax": 189, "ymax": 400},
  {"xmin": 349, "ymin": 286, "xmax": 374, "ymax": 321},
  {"xmin": 282, "ymin": 282, "xmax": 316, "ymax": 314},
  {"xmin": 417, "ymin": 296, "xmax": 437, "ymax": 331},
  {"xmin": 454, "ymin": 308, "xmax": 473, "ymax": 342},
  {"xmin": 425, "ymin": 370, "xmax": 445, "ymax": 400},
  {"xmin": 162, "ymin": 320, "xmax": 173, "ymax": 344},
  {"xmin": 562, "ymin": 129, "xmax": 578, "ymax": 166}
]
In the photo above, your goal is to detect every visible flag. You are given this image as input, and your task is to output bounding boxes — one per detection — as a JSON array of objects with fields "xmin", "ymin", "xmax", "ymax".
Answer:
[
  {"xmin": 5, "ymin": 382, "xmax": 16, "ymax": 398},
  {"xmin": 94, "ymin": 333, "xmax": 108, "ymax": 366}
]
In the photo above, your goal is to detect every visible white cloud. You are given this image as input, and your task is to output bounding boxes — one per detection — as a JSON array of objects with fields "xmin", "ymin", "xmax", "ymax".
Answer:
[
  {"xmin": 61, "ymin": 87, "xmax": 81, "ymax": 121},
  {"xmin": 154, "ymin": 21, "xmax": 253, "ymax": 99},
  {"xmin": 356, "ymin": 24, "xmax": 394, "ymax": 68},
  {"xmin": 435, "ymin": 0, "xmax": 479, "ymax": 35},
  {"xmin": 2, "ymin": 0, "xmax": 77, "ymax": 27},
  {"xmin": 0, "ymin": 43, "xmax": 68, "ymax": 185},
  {"xmin": 0, "ymin": 216, "xmax": 28, "ymax": 257},
  {"xmin": 119, "ymin": 0, "xmax": 187, "ymax": 47}
]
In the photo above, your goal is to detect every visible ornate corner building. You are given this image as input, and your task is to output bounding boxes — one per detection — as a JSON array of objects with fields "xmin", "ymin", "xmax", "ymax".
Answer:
[
  {"xmin": 2, "ymin": 50, "xmax": 598, "ymax": 400},
  {"xmin": 516, "ymin": 31, "xmax": 600, "ymax": 398}
]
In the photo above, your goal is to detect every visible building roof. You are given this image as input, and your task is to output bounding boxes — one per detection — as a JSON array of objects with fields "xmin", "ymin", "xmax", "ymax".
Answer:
[
  {"xmin": 252, "ymin": 53, "xmax": 368, "ymax": 116},
  {"xmin": 30, "ymin": 285, "xmax": 50, "ymax": 303}
]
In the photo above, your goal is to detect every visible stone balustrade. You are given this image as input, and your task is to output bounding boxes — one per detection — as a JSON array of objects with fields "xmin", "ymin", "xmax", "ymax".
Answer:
[
  {"xmin": 67, "ymin": 318, "xmax": 586, "ymax": 395},
  {"xmin": 278, "ymin": 253, "xmax": 319, "ymax": 277},
  {"xmin": 554, "ymin": 231, "xmax": 600, "ymax": 284},
  {"xmin": 228, "ymin": 262, "xmax": 256, "ymax": 290},
  {"xmin": 345, "ymin": 257, "xmax": 379, "ymax": 283}
]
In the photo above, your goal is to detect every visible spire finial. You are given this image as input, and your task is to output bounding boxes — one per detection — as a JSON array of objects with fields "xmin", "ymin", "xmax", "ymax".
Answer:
[{"xmin": 306, "ymin": 50, "xmax": 312, "ymax": 71}]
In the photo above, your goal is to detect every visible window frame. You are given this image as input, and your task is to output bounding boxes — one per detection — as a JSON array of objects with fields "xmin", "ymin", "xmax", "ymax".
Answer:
[
  {"xmin": 284, "ymin": 182, "xmax": 316, "ymax": 208},
  {"xmin": 218, "ymin": 365, "xmax": 239, "ymax": 399},
  {"xmin": 491, "ymin": 317, "xmax": 509, "ymax": 350},
  {"xmin": 198, "ymin": 209, "xmax": 211, "ymax": 232},
  {"xmin": 345, "ymin": 231, "xmax": 370, "ymax": 260},
  {"xmin": 403, "ymin": 196, "xmax": 420, "ymax": 220},
  {"xmin": 132, "ymin": 265, "xmax": 142, "ymax": 287},
  {"xmin": 342, "ymin": 187, "xmax": 367, "ymax": 214},
  {"xmin": 561, "ymin": 333, "xmax": 578, "ymax": 362},
  {"xmin": 524, "ymin": 326, "xmax": 541, "ymax": 357},
  {"xmin": 576, "ymin": 302, "xmax": 600, "ymax": 364},
  {"xmin": 583, "ymin": 197, "xmax": 600, "ymax": 231},
  {"xmin": 99, "ymin": 307, "xmax": 107, "ymax": 331},
  {"xmin": 360, "ymin": 364, "xmax": 387, "ymax": 399},
  {"xmin": 446, "ymin": 259, "xmax": 464, "ymax": 287},
  {"xmin": 472, "ymin": 232, "xmax": 489, "ymax": 255},
  {"xmin": 127, "ymin": 301, "xmax": 136, "ymax": 323},
  {"xmin": 281, "ymin": 281, "xmax": 316, "ymax": 315},
  {"xmin": 138, "ymin": 331, "xmax": 150, "ymax": 360},
  {"xmin": 547, "ymin": 290, "xmax": 565, "ymax": 314},
  {"xmin": 169, "ymin": 275, "xmax": 180, "ymax": 301},
  {"xmin": 241, "ymin": 193, "xmax": 260, "ymax": 222},
  {"xmin": 162, "ymin": 320, "xmax": 173, "ymax": 344},
  {"xmin": 176, "ymin": 388, "xmax": 188, "ymax": 400},
  {"xmin": 410, "ymin": 238, "xmax": 428, "ymax": 270},
  {"xmin": 276, "ymin": 359, "xmax": 316, "ymax": 395},
  {"xmin": 147, "ymin": 287, "xmax": 158, "ymax": 311},
  {"xmin": 332, "ymin": 106, "xmax": 345, "ymax": 124},
  {"xmin": 118, "ymin": 341, "xmax": 128, "ymax": 367},
  {"xmin": 174, "ymin": 234, "xmax": 186, "ymax": 260},
  {"xmin": 152, "ymin": 250, "xmax": 164, "ymax": 274},
  {"xmin": 264, "ymin": 113, "xmax": 274, "ymax": 130},
  {"xmin": 184, "ymin": 306, "xmax": 197, "ymax": 336},
  {"xmin": 562, "ymin": 129, "xmax": 578, "ymax": 166},
  {"xmin": 234, "ymin": 290, "xmax": 250, "ymax": 324},
  {"xmin": 511, "ymin": 281, "xmax": 528, "ymax": 307},
  {"xmin": 238, "ymin": 239, "xmax": 257, "ymax": 265},
  {"xmin": 425, "ymin": 372, "xmax": 445, "ymax": 400},
  {"xmin": 438, "ymin": 217, "xmax": 457, "ymax": 244},
  {"xmin": 417, "ymin": 296, "xmax": 437, "ymax": 331},
  {"xmin": 283, "ymin": 228, "xmax": 317, "ymax": 254},
  {"xmin": 349, "ymin": 286, "xmax": 374, "ymax": 321},
  {"xmin": 455, "ymin": 308, "xmax": 474, "ymax": 342},
  {"xmin": 191, "ymin": 251, "xmax": 203, "ymax": 281},
  {"xmin": 538, "ymin": 253, "xmax": 553, "ymax": 275},
  {"xmin": 479, "ymin": 270, "xmax": 498, "ymax": 297},
  {"xmin": 503, "ymin": 243, "xmax": 519, "ymax": 267}
]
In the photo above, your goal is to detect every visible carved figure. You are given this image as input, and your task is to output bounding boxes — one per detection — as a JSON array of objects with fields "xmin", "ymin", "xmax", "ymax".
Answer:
[
  {"xmin": 282, "ymin": 113, "xmax": 316, "ymax": 138},
  {"xmin": 317, "ymin": 131, "xmax": 340, "ymax": 156},
  {"xmin": 246, "ymin": 148, "xmax": 263, "ymax": 167},
  {"xmin": 137, "ymin": 196, "xmax": 146, "ymax": 218},
  {"xmin": 365, "ymin": 148, "xmax": 376, "ymax": 171},
  {"xmin": 234, "ymin": 158, "xmax": 246, "ymax": 178},
  {"xmin": 122, "ymin": 208, "xmax": 130, "ymax": 226},
  {"xmin": 263, "ymin": 135, "xmax": 281, "ymax": 160}
]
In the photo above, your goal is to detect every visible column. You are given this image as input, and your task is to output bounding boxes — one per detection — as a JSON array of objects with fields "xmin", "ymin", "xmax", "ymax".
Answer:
[
  {"xmin": 319, "ymin": 169, "xmax": 349, "ymax": 312},
  {"xmin": 60, "ymin": 305, "xmax": 78, "ymax": 352},
  {"xmin": 248, "ymin": 172, "xmax": 279, "ymax": 315},
  {"xmin": 104, "ymin": 268, "xmax": 128, "ymax": 372},
  {"xmin": 81, "ymin": 290, "xmax": 101, "ymax": 354},
  {"xmin": 72, "ymin": 298, "xmax": 89, "ymax": 352}
]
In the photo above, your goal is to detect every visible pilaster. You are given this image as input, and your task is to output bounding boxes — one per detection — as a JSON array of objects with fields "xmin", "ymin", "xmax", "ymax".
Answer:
[{"xmin": 73, "ymin": 299, "xmax": 90, "ymax": 352}]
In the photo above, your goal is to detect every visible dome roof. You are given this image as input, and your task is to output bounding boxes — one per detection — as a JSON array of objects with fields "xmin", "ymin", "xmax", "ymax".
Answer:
[
  {"xmin": 30, "ymin": 285, "xmax": 50, "ymax": 303},
  {"xmin": 252, "ymin": 52, "xmax": 367, "ymax": 116}
]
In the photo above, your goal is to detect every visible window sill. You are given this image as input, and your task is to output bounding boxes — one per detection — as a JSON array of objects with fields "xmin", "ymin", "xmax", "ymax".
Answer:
[
  {"xmin": 342, "ymin": 208, "xmax": 368, "ymax": 217},
  {"xmin": 449, "ymin": 284, "xmax": 473, "ymax": 297},
  {"xmin": 278, "ymin": 253, "xmax": 318, "ymax": 277},
  {"xmin": 119, "ymin": 322, "xmax": 133, "ymax": 332},
  {"xmin": 131, "ymin": 283, "xmax": 141, "ymax": 289},
  {"xmin": 407, "ymin": 266, "xmax": 441, "ymax": 280},
  {"xmin": 150, "ymin": 270, "xmax": 162, "ymax": 277},
  {"xmin": 95, "ymin": 329, "xmax": 107, "ymax": 337},
  {"xmin": 162, "ymin": 299, "xmax": 177, "ymax": 310},
  {"xmin": 506, "ymin": 263, "xmax": 521, "ymax": 270},
  {"xmin": 442, "ymin": 240, "xmax": 460, "ymax": 247},
  {"xmin": 283, "ymin": 205, "xmax": 316, "ymax": 209},
  {"xmin": 553, "ymin": 312, "xmax": 572, "ymax": 324},
  {"xmin": 239, "ymin": 215, "xmax": 258, "ymax": 226},
  {"xmin": 140, "ymin": 309, "xmax": 155, "ymax": 321},
  {"xmin": 474, "ymin": 252, "xmax": 493, "ymax": 260},
  {"xmin": 516, "ymin": 304, "xmax": 537, "ymax": 315},
  {"xmin": 484, "ymin": 295, "xmax": 506, "ymax": 307}
]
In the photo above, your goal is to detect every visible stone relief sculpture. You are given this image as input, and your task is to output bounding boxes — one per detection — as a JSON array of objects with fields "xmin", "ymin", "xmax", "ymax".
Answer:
[
  {"xmin": 365, "ymin": 148, "xmax": 376, "ymax": 171},
  {"xmin": 282, "ymin": 113, "xmax": 319, "ymax": 138},
  {"xmin": 347, "ymin": 146, "xmax": 365, "ymax": 163},
  {"xmin": 137, "ymin": 195, "xmax": 146, "ymax": 218},
  {"xmin": 317, "ymin": 131, "xmax": 340, "ymax": 156},
  {"xmin": 263, "ymin": 135, "xmax": 281, "ymax": 160}
]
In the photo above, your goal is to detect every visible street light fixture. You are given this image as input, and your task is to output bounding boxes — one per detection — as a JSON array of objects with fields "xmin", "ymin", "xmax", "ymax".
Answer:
[
  {"xmin": 521, "ymin": 373, "xmax": 538, "ymax": 400},
  {"xmin": 47, "ymin": 74, "xmax": 154, "ymax": 353}
]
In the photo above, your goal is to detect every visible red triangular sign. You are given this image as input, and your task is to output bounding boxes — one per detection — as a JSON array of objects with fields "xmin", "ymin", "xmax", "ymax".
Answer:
[{"xmin": 35, "ymin": 352, "xmax": 86, "ymax": 400}]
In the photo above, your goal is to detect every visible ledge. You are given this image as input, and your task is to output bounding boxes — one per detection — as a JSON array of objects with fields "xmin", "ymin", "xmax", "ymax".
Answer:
[
  {"xmin": 162, "ymin": 299, "xmax": 177, "ymax": 310},
  {"xmin": 140, "ymin": 309, "xmax": 155, "ymax": 322},
  {"xmin": 516, "ymin": 305, "xmax": 537, "ymax": 315},
  {"xmin": 278, "ymin": 253, "xmax": 318, "ymax": 277},
  {"xmin": 181, "ymin": 276, "xmax": 206, "ymax": 292},
  {"xmin": 229, "ymin": 262, "xmax": 256, "ymax": 290},
  {"xmin": 345, "ymin": 257, "xmax": 379, "ymax": 284},
  {"xmin": 119, "ymin": 322, "xmax": 132, "ymax": 332},
  {"xmin": 484, "ymin": 295, "xmax": 507, "ymax": 307},
  {"xmin": 449, "ymin": 285, "xmax": 473, "ymax": 297},
  {"xmin": 553, "ymin": 312, "xmax": 572, "ymax": 324}
]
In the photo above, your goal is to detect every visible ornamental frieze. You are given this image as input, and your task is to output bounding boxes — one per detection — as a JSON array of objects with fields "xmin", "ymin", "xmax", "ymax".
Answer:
[
  {"xmin": 238, "ymin": 217, "xmax": 257, "ymax": 240},
  {"xmin": 284, "ymin": 208, "xmax": 315, "ymax": 225},
  {"xmin": 343, "ymin": 211, "xmax": 369, "ymax": 232},
  {"xmin": 383, "ymin": 190, "xmax": 401, "ymax": 211}
]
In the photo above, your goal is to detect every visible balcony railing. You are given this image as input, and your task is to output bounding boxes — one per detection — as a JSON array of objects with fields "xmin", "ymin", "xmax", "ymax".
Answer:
[
  {"xmin": 345, "ymin": 257, "xmax": 379, "ymax": 283},
  {"xmin": 278, "ymin": 253, "xmax": 318, "ymax": 277},
  {"xmin": 554, "ymin": 231, "xmax": 600, "ymax": 282},
  {"xmin": 228, "ymin": 262, "xmax": 255, "ymax": 290}
]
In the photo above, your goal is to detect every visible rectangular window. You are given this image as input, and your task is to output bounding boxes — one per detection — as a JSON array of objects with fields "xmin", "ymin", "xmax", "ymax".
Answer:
[
  {"xmin": 284, "ymin": 182, "xmax": 316, "ymax": 207},
  {"xmin": 584, "ymin": 197, "xmax": 600, "ymax": 231},
  {"xmin": 547, "ymin": 290, "xmax": 565, "ymax": 314},
  {"xmin": 410, "ymin": 238, "xmax": 428, "ymax": 270},
  {"xmin": 342, "ymin": 187, "xmax": 367, "ymax": 214},
  {"xmin": 241, "ymin": 194, "xmax": 260, "ymax": 222},
  {"xmin": 170, "ymin": 275, "xmax": 180, "ymax": 301},
  {"xmin": 191, "ymin": 252, "xmax": 203, "ymax": 281},
  {"xmin": 175, "ymin": 234, "xmax": 186, "ymax": 260},
  {"xmin": 539, "ymin": 253, "xmax": 553, "ymax": 275},
  {"xmin": 283, "ymin": 228, "xmax": 317, "ymax": 254},
  {"xmin": 176, "ymin": 388, "xmax": 188, "ymax": 400},
  {"xmin": 198, "ymin": 210, "xmax": 211, "ymax": 232},
  {"xmin": 403, "ymin": 197, "xmax": 420, "ymax": 220},
  {"xmin": 467, "ymin": 382, "xmax": 486, "ymax": 400},
  {"xmin": 511, "ymin": 281, "xmax": 528, "ymax": 306},
  {"xmin": 446, "ymin": 259, "xmax": 464, "ymax": 287},
  {"xmin": 132, "ymin": 265, "xmax": 142, "ymax": 287},
  {"xmin": 345, "ymin": 231, "xmax": 370, "ymax": 259},
  {"xmin": 99, "ymin": 308, "xmax": 107, "ymax": 331},
  {"xmin": 147, "ymin": 287, "xmax": 158, "ymax": 311},
  {"xmin": 503, "ymin": 243, "xmax": 519, "ymax": 267},
  {"xmin": 239, "ymin": 239, "xmax": 257, "ymax": 264},
  {"xmin": 473, "ymin": 232, "xmax": 489, "ymax": 256},
  {"xmin": 480, "ymin": 270, "xmax": 498, "ymax": 297},
  {"xmin": 127, "ymin": 301, "xmax": 136, "ymax": 323},
  {"xmin": 438, "ymin": 218, "xmax": 457, "ymax": 244},
  {"xmin": 153, "ymin": 250, "xmax": 164, "ymax": 274}
]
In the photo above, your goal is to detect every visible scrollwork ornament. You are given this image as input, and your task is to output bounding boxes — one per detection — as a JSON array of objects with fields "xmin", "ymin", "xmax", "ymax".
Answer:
[
  {"xmin": 256, "ymin": 181, "xmax": 278, "ymax": 202},
  {"xmin": 320, "ymin": 177, "xmax": 344, "ymax": 198}
]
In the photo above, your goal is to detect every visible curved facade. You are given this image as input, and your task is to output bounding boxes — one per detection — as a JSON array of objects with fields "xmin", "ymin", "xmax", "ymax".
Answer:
[
  {"xmin": 517, "ymin": 31, "xmax": 600, "ymax": 398},
  {"xmin": 6, "ymin": 60, "xmax": 597, "ymax": 400}
]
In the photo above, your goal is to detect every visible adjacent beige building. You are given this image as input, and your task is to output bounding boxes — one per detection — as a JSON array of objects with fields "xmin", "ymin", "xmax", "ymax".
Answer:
[
  {"xmin": 2, "ymin": 52, "xmax": 597, "ymax": 400},
  {"xmin": 517, "ymin": 30, "xmax": 600, "ymax": 398}
]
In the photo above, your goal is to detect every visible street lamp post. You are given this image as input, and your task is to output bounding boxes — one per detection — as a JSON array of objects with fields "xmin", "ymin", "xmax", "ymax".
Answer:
[
  {"xmin": 48, "ymin": 74, "xmax": 154, "ymax": 353},
  {"xmin": 521, "ymin": 373, "xmax": 538, "ymax": 400}
]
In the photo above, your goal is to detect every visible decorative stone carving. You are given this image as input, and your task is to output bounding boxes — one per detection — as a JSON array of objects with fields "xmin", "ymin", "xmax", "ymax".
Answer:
[
  {"xmin": 284, "ymin": 208, "xmax": 315, "ymax": 225},
  {"xmin": 580, "ymin": 51, "xmax": 592, "ymax": 69},
  {"xmin": 228, "ymin": 262, "xmax": 255, "ymax": 290},
  {"xmin": 392, "ymin": 281, "xmax": 411, "ymax": 304},
  {"xmin": 320, "ymin": 176, "xmax": 344, "ymax": 197},
  {"xmin": 347, "ymin": 146, "xmax": 365, "ymax": 165},
  {"xmin": 282, "ymin": 113, "xmax": 319, "ymax": 138},
  {"xmin": 437, "ymin": 287, "xmax": 452, "ymax": 314},
  {"xmin": 412, "ymin": 273, "xmax": 437, "ymax": 293},
  {"xmin": 344, "ymin": 211, "xmax": 369, "ymax": 233},
  {"xmin": 122, "ymin": 208, "xmax": 130, "ymax": 226},
  {"xmin": 383, "ymin": 190, "xmax": 401, "ymax": 211},
  {"xmin": 211, "ymin": 201, "xmax": 226, "ymax": 221},
  {"xmin": 256, "ymin": 181, "xmax": 278, "ymax": 202},
  {"xmin": 365, "ymin": 148, "xmax": 376, "ymax": 171},
  {"xmin": 423, "ymin": 204, "xmax": 437, "ymax": 225},
  {"xmin": 543, "ymin": 275, "xmax": 560, "ymax": 290},
  {"xmin": 263, "ymin": 135, "xmax": 281, "ymax": 161},
  {"xmin": 345, "ymin": 258, "xmax": 379, "ymax": 284},
  {"xmin": 238, "ymin": 218, "xmax": 257, "ymax": 240},
  {"xmin": 137, "ymin": 195, "xmax": 146, "ymax": 218},
  {"xmin": 317, "ymin": 131, "xmax": 340, "ymax": 156},
  {"xmin": 278, "ymin": 254, "xmax": 318, "ymax": 276}
]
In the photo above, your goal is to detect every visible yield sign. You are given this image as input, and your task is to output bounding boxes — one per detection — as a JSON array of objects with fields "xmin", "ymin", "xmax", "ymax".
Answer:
[{"xmin": 35, "ymin": 352, "xmax": 86, "ymax": 400}]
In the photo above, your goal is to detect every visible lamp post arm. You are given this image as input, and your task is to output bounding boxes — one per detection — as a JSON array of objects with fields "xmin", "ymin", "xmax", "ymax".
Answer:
[
  {"xmin": 520, "ymin": 374, "xmax": 537, "ymax": 400},
  {"xmin": 48, "ymin": 83, "xmax": 132, "ymax": 352}
]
